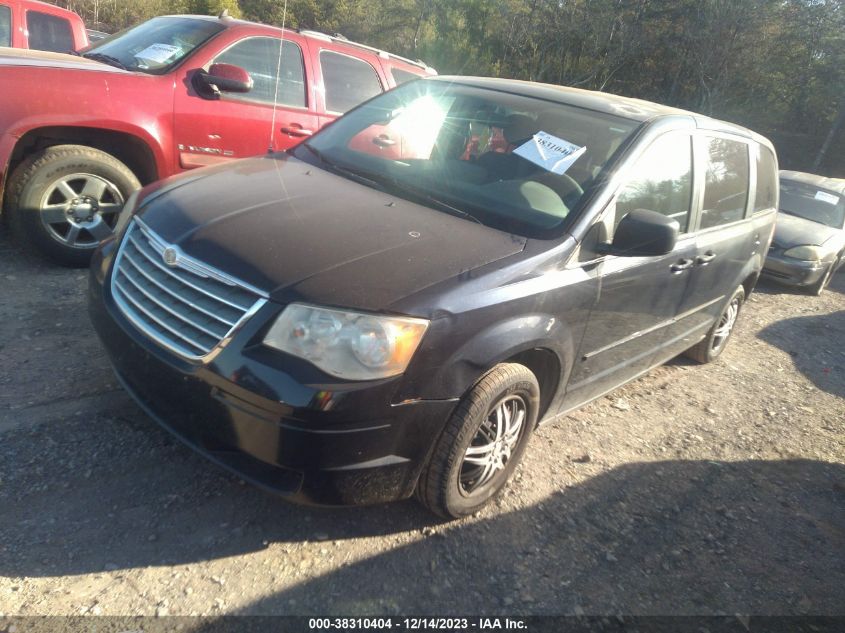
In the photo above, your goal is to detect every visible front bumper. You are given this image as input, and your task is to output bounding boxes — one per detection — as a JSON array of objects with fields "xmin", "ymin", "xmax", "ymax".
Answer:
[
  {"xmin": 88, "ymin": 240, "xmax": 456, "ymax": 506},
  {"xmin": 761, "ymin": 252, "xmax": 827, "ymax": 287}
]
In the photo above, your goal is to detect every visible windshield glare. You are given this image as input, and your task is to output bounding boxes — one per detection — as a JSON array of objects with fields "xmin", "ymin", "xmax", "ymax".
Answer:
[
  {"xmin": 84, "ymin": 17, "xmax": 224, "ymax": 74},
  {"xmin": 780, "ymin": 180, "xmax": 845, "ymax": 229},
  {"xmin": 297, "ymin": 81, "xmax": 637, "ymax": 237}
]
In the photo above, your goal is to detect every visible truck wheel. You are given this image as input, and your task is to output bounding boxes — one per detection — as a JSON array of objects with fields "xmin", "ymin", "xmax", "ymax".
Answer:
[
  {"xmin": 6, "ymin": 145, "xmax": 140, "ymax": 267},
  {"xmin": 416, "ymin": 363, "xmax": 540, "ymax": 519},
  {"xmin": 683, "ymin": 285, "xmax": 745, "ymax": 364}
]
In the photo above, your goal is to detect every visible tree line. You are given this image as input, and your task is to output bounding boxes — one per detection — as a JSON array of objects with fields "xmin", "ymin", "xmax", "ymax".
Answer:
[{"xmin": 56, "ymin": 0, "xmax": 845, "ymax": 176}]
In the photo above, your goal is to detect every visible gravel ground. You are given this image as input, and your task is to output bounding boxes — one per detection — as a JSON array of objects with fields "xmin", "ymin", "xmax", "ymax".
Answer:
[{"xmin": 0, "ymin": 222, "xmax": 843, "ymax": 618}]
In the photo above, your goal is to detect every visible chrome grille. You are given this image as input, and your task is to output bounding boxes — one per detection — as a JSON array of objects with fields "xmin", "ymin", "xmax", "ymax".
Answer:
[{"xmin": 111, "ymin": 219, "xmax": 265, "ymax": 360}]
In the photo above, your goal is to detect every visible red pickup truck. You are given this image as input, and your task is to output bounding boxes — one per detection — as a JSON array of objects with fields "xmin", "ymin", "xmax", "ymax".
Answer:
[
  {"xmin": 0, "ymin": 0, "xmax": 89, "ymax": 52},
  {"xmin": 0, "ymin": 13, "xmax": 434, "ymax": 265}
]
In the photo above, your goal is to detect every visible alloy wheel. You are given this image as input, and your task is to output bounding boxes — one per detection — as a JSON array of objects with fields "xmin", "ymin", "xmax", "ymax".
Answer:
[
  {"xmin": 459, "ymin": 394, "xmax": 527, "ymax": 495},
  {"xmin": 38, "ymin": 173, "xmax": 124, "ymax": 248},
  {"xmin": 711, "ymin": 297, "xmax": 739, "ymax": 353}
]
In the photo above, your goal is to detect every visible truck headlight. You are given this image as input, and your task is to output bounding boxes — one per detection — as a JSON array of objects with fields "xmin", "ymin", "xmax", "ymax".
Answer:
[
  {"xmin": 263, "ymin": 304, "xmax": 429, "ymax": 380},
  {"xmin": 783, "ymin": 245, "xmax": 824, "ymax": 262}
]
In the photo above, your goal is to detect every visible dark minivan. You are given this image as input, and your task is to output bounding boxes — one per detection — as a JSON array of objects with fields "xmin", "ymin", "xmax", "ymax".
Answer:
[{"xmin": 89, "ymin": 77, "xmax": 778, "ymax": 518}]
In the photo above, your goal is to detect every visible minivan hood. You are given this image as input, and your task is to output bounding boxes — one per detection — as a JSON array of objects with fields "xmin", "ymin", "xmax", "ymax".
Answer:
[
  {"xmin": 0, "ymin": 47, "xmax": 127, "ymax": 73},
  {"xmin": 772, "ymin": 212, "xmax": 839, "ymax": 249},
  {"xmin": 136, "ymin": 155, "xmax": 527, "ymax": 311}
]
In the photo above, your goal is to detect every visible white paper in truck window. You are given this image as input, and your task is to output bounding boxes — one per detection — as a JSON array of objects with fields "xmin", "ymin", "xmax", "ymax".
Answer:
[
  {"xmin": 513, "ymin": 131, "xmax": 586, "ymax": 175},
  {"xmin": 814, "ymin": 190, "xmax": 840, "ymax": 205},
  {"xmin": 134, "ymin": 43, "xmax": 182, "ymax": 65}
]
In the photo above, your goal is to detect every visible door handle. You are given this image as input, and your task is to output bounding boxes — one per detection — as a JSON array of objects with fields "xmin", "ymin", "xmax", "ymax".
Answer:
[
  {"xmin": 372, "ymin": 134, "xmax": 396, "ymax": 148},
  {"xmin": 696, "ymin": 251, "xmax": 717, "ymax": 266},
  {"xmin": 753, "ymin": 233, "xmax": 761, "ymax": 246},
  {"xmin": 280, "ymin": 125, "xmax": 314, "ymax": 137},
  {"xmin": 670, "ymin": 258, "xmax": 695, "ymax": 273}
]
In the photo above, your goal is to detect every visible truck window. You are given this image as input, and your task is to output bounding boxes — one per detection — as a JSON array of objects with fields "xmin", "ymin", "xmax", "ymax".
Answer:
[
  {"xmin": 614, "ymin": 132, "xmax": 694, "ymax": 233},
  {"xmin": 0, "ymin": 5, "xmax": 11, "ymax": 47},
  {"xmin": 700, "ymin": 137, "xmax": 749, "ymax": 229},
  {"xmin": 391, "ymin": 68, "xmax": 420, "ymax": 85},
  {"xmin": 214, "ymin": 37, "xmax": 306, "ymax": 108},
  {"xmin": 320, "ymin": 51, "xmax": 382, "ymax": 114},
  {"xmin": 27, "ymin": 11, "xmax": 75, "ymax": 53},
  {"xmin": 753, "ymin": 145, "xmax": 777, "ymax": 212}
]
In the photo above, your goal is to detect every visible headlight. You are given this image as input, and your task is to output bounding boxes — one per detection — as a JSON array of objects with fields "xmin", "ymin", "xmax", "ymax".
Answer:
[
  {"xmin": 113, "ymin": 190, "xmax": 140, "ymax": 237},
  {"xmin": 263, "ymin": 304, "xmax": 429, "ymax": 380},
  {"xmin": 783, "ymin": 245, "xmax": 824, "ymax": 262}
]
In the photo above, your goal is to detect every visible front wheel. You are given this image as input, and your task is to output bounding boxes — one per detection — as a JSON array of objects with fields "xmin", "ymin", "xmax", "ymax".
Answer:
[
  {"xmin": 684, "ymin": 285, "xmax": 745, "ymax": 364},
  {"xmin": 6, "ymin": 145, "xmax": 140, "ymax": 267},
  {"xmin": 416, "ymin": 363, "xmax": 540, "ymax": 519},
  {"xmin": 807, "ymin": 259, "xmax": 837, "ymax": 296}
]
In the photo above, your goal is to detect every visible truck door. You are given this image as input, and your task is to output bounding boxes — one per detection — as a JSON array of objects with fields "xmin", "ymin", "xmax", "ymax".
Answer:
[{"xmin": 173, "ymin": 33, "xmax": 319, "ymax": 170}]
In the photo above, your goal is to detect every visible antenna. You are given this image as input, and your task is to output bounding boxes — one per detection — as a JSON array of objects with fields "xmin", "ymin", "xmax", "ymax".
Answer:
[{"xmin": 268, "ymin": 0, "xmax": 290, "ymax": 154}]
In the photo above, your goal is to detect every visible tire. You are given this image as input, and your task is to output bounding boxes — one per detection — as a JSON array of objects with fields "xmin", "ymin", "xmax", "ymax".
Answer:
[
  {"xmin": 416, "ymin": 363, "xmax": 540, "ymax": 519},
  {"xmin": 807, "ymin": 259, "xmax": 837, "ymax": 296},
  {"xmin": 6, "ymin": 145, "xmax": 140, "ymax": 267},
  {"xmin": 684, "ymin": 285, "xmax": 745, "ymax": 364}
]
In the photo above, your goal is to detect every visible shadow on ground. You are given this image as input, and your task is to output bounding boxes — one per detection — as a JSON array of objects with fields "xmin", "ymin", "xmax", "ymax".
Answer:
[
  {"xmin": 220, "ymin": 458, "xmax": 845, "ymax": 615},
  {"xmin": 757, "ymin": 309, "xmax": 845, "ymax": 399},
  {"xmin": 2, "ymin": 403, "xmax": 843, "ymax": 615}
]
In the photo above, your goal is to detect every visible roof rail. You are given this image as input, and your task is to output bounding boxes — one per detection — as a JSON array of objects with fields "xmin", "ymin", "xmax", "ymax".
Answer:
[{"xmin": 297, "ymin": 29, "xmax": 435, "ymax": 73}]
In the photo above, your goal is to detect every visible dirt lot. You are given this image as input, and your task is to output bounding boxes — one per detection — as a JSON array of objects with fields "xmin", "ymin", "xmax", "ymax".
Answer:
[{"xmin": 0, "ymin": 222, "xmax": 843, "ymax": 619}]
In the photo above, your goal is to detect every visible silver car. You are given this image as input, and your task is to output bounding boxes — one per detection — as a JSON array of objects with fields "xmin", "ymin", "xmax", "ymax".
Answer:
[{"xmin": 763, "ymin": 170, "xmax": 845, "ymax": 295}]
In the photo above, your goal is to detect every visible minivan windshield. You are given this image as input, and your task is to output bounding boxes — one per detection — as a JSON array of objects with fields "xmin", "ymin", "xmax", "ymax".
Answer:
[
  {"xmin": 779, "ymin": 179, "xmax": 845, "ymax": 229},
  {"xmin": 296, "ymin": 80, "xmax": 638, "ymax": 237},
  {"xmin": 82, "ymin": 17, "xmax": 224, "ymax": 74}
]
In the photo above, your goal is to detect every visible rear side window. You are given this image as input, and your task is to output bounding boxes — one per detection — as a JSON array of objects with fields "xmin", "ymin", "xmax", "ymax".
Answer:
[
  {"xmin": 214, "ymin": 37, "xmax": 306, "ymax": 108},
  {"xmin": 700, "ymin": 137, "xmax": 749, "ymax": 229},
  {"xmin": 753, "ymin": 145, "xmax": 777, "ymax": 212},
  {"xmin": 0, "ymin": 5, "xmax": 11, "ymax": 47},
  {"xmin": 614, "ymin": 132, "xmax": 694, "ymax": 233},
  {"xmin": 320, "ymin": 51, "xmax": 382, "ymax": 113},
  {"xmin": 27, "ymin": 11, "xmax": 74, "ymax": 53},
  {"xmin": 391, "ymin": 67, "xmax": 420, "ymax": 85}
]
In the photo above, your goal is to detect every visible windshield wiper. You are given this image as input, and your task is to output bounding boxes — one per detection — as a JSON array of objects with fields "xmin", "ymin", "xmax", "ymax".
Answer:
[
  {"xmin": 301, "ymin": 144, "xmax": 387, "ymax": 191},
  {"xmin": 384, "ymin": 179, "xmax": 484, "ymax": 225},
  {"xmin": 83, "ymin": 52, "xmax": 130, "ymax": 71}
]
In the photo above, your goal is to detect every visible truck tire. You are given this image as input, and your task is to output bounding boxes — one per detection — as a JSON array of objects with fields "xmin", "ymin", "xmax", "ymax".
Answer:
[
  {"xmin": 416, "ymin": 363, "xmax": 540, "ymax": 518},
  {"xmin": 6, "ymin": 145, "xmax": 140, "ymax": 267}
]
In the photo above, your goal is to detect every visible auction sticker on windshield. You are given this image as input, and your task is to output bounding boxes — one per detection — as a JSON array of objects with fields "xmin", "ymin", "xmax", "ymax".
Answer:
[
  {"xmin": 134, "ymin": 43, "xmax": 182, "ymax": 65},
  {"xmin": 814, "ymin": 190, "xmax": 840, "ymax": 205},
  {"xmin": 513, "ymin": 131, "xmax": 586, "ymax": 175}
]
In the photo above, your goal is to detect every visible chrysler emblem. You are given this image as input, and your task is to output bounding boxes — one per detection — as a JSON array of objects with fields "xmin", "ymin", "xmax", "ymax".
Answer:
[{"xmin": 162, "ymin": 247, "xmax": 179, "ymax": 267}]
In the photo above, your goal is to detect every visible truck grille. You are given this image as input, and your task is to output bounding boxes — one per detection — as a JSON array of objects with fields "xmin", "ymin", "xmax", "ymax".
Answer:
[{"xmin": 111, "ymin": 219, "xmax": 265, "ymax": 360}]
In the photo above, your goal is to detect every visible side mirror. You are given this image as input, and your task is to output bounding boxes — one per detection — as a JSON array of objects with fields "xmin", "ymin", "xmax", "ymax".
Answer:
[
  {"xmin": 605, "ymin": 209, "xmax": 679, "ymax": 257},
  {"xmin": 196, "ymin": 63, "xmax": 253, "ymax": 94}
]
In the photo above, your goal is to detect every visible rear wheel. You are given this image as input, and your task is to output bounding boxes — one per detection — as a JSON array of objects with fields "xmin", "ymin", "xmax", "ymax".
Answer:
[
  {"xmin": 6, "ymin": 145, "xmax": 140, "ymax": 267},
  {"xmin": 684, "ymin": 285, "xmax": 745, "ymax": 364},
  {"xmin": 416, "ymin": 363, "xmax": 540, "ymax": 518}
]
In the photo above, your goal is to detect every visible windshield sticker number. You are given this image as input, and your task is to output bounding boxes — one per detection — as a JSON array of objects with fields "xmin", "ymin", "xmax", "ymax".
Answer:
[
  {"xmin": 814, "ymin": 190, "xmax": 840, "ymax": 205},
  {"xmin": 134, "ymin": 43, "xmax": 182, "ymax": 65},
  {"xmin": 513, "ymin": 131, "xmax": 586, "ymax": 175}
]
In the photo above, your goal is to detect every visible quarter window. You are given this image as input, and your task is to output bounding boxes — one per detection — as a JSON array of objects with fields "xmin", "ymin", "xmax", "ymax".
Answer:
[
  {"xmin": 700, "ymin": 137, "xmax": 749, "ymax": 228},
  {"xmin": 27, "ymin": 11, "xmax": 74, "ymax": 53},
  {"xmin": 320, "ymin": 51, "xmax": 382, "ymax": 113},
  {"xmin": 391, "ymin": 67, "xmax": 420, "ymax": 86},
  {"xmin": 614, "ymin": 132, "xmax": 693, "ymax": 233},
  {"xmin": 753, "ymin": 145, "xmax": 777, "ymax": 212},
  {"xmin": 214, "ymin": 37, "xmax": 306, "ymax": 108},
  {"xmin": 0, "ymin": 5, "xmax": 11, "ymax": 47}
]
